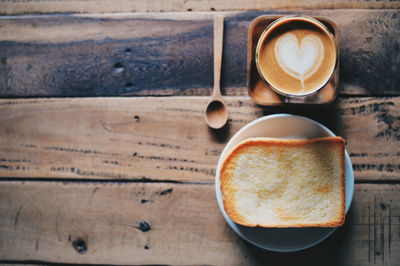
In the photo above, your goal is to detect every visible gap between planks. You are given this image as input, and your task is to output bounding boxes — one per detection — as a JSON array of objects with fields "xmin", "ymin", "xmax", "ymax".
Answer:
[
  {"xmin": 0, "ymin": 177, "xmax": 399, "ymax": 185},
  {"xmin": 0, "ymin": 0, "xmax": 399, "ymax": 15}
]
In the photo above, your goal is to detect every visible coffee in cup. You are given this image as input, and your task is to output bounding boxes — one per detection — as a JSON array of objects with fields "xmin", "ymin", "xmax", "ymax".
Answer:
[{"xmin": 256, "ymin": 16, "xmax": 337, "ymax": 97}]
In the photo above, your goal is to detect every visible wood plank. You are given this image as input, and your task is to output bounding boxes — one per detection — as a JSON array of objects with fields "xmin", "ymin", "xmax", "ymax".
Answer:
[
  {"xmin": 0, "ymin": 10, "xmax": 399, "ymax": 97},
  {"xmin": 0, "ymin": 181, "xmax": 398, "ymax": 265},
  {"xmin": 0, "ymin": 96, "xmax": 399, "ymax": 181},
  {"xmin": 1, "ymin": 0, "xmax": 399, "ymax": 15}
]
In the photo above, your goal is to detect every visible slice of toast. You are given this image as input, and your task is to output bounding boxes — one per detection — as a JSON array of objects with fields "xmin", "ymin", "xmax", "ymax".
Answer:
[{"xmin": 220, "ymin": 137, "xmax": 345, "ymax": 228}]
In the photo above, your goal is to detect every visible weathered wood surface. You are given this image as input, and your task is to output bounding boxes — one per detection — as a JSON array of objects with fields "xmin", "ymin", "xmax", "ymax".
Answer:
[
  {"xmin": 0, "ymin": 10, "xmax": 399, "ymax": 97},
  {"xmin": 0, "ymin": 182, "xmax": 398, "ymax": 265},
  {"xmin": 0, "ymin": 3, "xmax": 399, "ymax": 265},
  {"xmin": 1, "ymin": 0, "xmax": 399, "ymax": 15},
  {"xmin": 0, "ymin": 97, "xmax": 399, "ymax": 181}
]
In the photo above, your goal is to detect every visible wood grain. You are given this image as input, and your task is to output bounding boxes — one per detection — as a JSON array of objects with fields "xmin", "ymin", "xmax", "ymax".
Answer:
[
  {"xmin": 0, "ymin": 10, "xmax": 399, "ymax": 97},
  {"xmin": 0, "ymin": 181, "xmax": 398, "ymax": 265},
  {"xmin": 1, "ymin": 0, "xmax": 399, "ymax": 15},
  {"xmin": 0, "ymin": 96, "xmax": 398, "ymax": 181}
]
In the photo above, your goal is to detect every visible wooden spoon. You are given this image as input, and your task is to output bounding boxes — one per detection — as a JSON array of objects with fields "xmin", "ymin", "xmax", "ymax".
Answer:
[{"xmin": 205, "ymin": 15, "xmax": 228, "ymax": 129}]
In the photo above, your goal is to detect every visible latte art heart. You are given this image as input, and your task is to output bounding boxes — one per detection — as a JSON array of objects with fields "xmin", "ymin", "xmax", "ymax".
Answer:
[
  {"xmin": 275, "ymin": 33, "xmax": 324, "ymax": 83},
  {"xmin": 256, "ymin": 17, "xmax": 337, "ymax": 96}
]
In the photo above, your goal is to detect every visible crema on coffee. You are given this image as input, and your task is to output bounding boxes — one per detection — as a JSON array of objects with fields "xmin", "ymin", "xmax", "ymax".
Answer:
[{"xmin": 256, "ymin": 17, "xmax": 337, "ymax": 96}]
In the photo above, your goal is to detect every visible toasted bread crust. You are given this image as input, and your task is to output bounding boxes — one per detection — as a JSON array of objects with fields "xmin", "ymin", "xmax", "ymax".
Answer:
[{"xmin": 220, "ymin": 137, "xmax": 346, "ymax": 228}]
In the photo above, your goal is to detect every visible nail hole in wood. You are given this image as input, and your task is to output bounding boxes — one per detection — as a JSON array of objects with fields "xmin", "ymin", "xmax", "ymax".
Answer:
[
  {"xmin": 72, "ymin": 238, "xmax": 87, "ymax": 254},
  {"xmin": 113, "ymin": 62, "xmax": 124, "ymax": 73},
  {"xmin": 138, "ymin": 221, "xmax": 151, "ymax": 232}
]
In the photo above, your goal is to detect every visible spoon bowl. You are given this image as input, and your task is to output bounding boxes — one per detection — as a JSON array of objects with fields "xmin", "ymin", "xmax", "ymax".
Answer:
[{"xmin": 205, "ymin": 100, "xmax": 229, "ymax": 129}]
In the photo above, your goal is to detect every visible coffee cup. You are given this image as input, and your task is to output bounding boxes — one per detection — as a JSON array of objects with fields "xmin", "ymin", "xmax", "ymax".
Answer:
[{"xmin": 255, "ymin": 16, "xmax": 337, "ymax": 97}]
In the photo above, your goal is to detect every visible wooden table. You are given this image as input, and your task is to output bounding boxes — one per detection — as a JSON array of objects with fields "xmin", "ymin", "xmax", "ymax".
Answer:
[{"xmin": 0, "ymin": 1, "xmax": 399, "ymax": 265}]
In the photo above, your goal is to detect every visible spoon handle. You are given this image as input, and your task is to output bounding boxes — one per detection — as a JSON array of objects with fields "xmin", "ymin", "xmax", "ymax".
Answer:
[{"xmin": 213, "ymin": 15, "xmax": 224, "ymax": 98}]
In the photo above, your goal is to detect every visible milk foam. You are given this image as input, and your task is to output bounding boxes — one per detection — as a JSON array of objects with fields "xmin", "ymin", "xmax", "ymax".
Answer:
[{"xmin": 275, "ymin": 33, "xmax": 324, "ymax": 90}]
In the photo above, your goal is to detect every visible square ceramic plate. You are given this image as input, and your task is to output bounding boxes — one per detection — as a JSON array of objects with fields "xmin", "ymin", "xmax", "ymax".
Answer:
[{"xmin": 215, "ymin": 114, "xmax": 354, "ymax": 252}]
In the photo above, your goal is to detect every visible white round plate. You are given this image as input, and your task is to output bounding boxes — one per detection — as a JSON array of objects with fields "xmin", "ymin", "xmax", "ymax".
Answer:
[{"xmin": 215, "ymin": 114, "xmax": 354, "ymax": 252}]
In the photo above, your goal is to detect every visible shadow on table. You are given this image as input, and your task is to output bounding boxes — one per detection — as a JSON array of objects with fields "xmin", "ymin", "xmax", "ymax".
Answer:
[
  {"xmin": 239, "ymin": 224, "xmax": 349, "ymax": 266},
  {"xmin": 206, "ymin": 98, "xmax": 346, "ymax": 144},
  {"xmin": 259, "ymin": 99, "xmax": 344, "ymax": 137},
  {"xmin": 236, "ymin": 197, "xmax": 358, "ymax": 266},
  {"xmin": 208, "ymin": 121, "xmax": 231, "ymax": 143}
]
